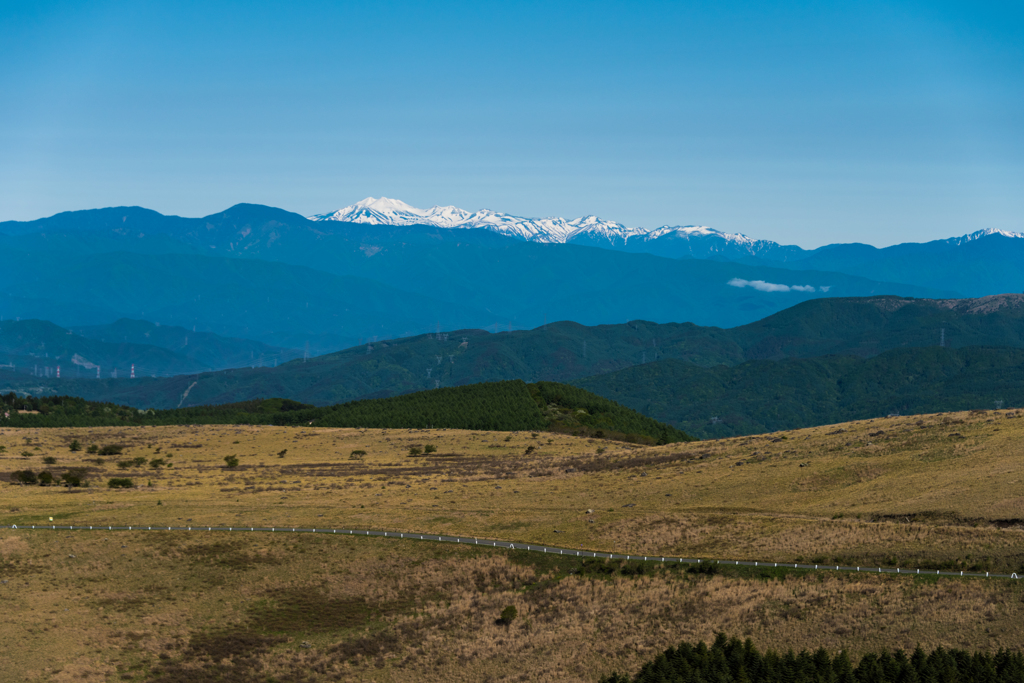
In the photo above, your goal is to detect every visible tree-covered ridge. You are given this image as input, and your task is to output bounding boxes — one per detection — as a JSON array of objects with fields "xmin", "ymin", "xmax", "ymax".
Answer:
[
  {"xmin": 0, "ymin": 381, "xmax": 694, "ymax": 443},
  {"xmin": 530, "ymin": 382, "xmax": 691, "ymax": 444},
  {"xmin": 576, "ymin": 346, "xmax": 1024, "ymax": 438},
  {"xmin": 602, "ymin": 634, "xmax": 1024, "ymax": 683}
]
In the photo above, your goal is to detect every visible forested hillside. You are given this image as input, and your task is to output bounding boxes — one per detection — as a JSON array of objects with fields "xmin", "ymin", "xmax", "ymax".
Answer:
[
  {"xmin": 576, "ymin": 346, "xmax": 1024, "ymax": 438},
  {"xmin": 0, "ymin": 381, "xmax": 693, "ymax": 444},
  {"xmin": 3, "ymin": 295, "xmax": 1023, "ymax": 414}
]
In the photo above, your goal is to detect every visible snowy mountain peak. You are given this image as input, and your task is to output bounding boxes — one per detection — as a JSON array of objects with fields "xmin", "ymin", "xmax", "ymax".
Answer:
[
  {"xmin": 309, "ymin": 198, "xmax": 645, "ymax": 244},
  {"xmin": 942, "ymin": 228, "xmax": 1024, "ymax": 247}
]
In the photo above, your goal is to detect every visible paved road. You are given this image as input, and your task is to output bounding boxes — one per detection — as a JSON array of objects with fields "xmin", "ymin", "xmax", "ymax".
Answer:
[{"xmin": 6, "ymin": 523, "xmax": 1019, "ymax": 580}]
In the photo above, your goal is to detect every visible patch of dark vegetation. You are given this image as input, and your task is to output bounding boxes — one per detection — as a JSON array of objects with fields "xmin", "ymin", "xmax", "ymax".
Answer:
[
  {"xmin": 560, "ymin": 451, "xmax": 698, "ymax": 474},
  {"xmin": 180, "ymin": 541, "xmax": 282, "ymax": 570},
  {"xmin": 602, "ymin": 633, "xmax": 1024, "ymax": 683},
  {"xmin": 148, "ymin": 630, "xmax": 288, "ymax": 683},
  {"xmin": 247, "ymin": 587, "xmax": 397, "ymax": 634}
]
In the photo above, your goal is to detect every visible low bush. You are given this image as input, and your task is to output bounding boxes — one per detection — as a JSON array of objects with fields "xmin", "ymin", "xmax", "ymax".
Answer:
[
  {"xmin": 11, "ymin": 470, "xmax": 37, "ymax": 485},
  {"xmin": 108, "ymin": 478, "xmax": 134, "ymax": 489}
]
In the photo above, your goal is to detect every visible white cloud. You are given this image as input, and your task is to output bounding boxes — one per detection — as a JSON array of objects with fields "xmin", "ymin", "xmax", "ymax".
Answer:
[{"xmin": 727, "ymin": 278, "xmax": 827, "ymax": 293}]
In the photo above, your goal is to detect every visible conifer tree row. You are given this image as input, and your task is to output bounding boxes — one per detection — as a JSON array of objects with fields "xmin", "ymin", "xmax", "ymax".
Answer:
[{"xmin": 601, "ymin": 634, "xmax": 1024, "ymax": 683}]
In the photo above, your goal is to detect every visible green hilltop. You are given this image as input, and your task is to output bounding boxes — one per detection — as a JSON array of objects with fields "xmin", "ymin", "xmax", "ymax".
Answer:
[{"xmin": 0, "ymin": 380, "xmax": 693, "ymax": 445}]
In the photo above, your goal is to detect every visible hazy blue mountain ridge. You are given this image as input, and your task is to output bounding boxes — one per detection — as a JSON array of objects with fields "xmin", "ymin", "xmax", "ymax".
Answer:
[
  {"xmin": 4, "ymin": 295, "xmax": 1023, "ymax": 412},
  {"xmin": 0, "ymin": 205, "xmax": 951, "ymax": 353}
]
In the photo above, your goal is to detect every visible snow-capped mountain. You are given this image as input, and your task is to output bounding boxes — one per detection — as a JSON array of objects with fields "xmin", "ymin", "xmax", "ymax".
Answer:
[
  {"xmin": 311, "ymin": 197, "xmax": 730, "ymax": 247},
  {"xmin": 945, "ymin": 228, "xmax": 1024, "ymax": 246},
  {"xmin": 309, "ymin": 197, "xmax": 1024, "ymax": 265}
]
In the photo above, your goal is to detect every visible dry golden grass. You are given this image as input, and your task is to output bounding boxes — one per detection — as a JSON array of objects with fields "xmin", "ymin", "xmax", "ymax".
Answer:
[
  {"xmin": 2, "ymin": 528, "xmax": 1023, "ymax": 682},
  {"xmin": 3, "ymin": 410, "xmax": 1023, "ymax": 571},
  {"xmin": 2, "ymin": 409, "xmax": 1024, "ymax": 680}
]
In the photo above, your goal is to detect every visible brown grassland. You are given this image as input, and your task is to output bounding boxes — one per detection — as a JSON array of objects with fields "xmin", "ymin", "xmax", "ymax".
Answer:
[{"xmin": 1, "ymin": 408, "xmax": 1023, "ymax": 681}]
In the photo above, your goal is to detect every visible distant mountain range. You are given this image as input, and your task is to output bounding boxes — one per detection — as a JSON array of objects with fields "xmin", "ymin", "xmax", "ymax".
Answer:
[
  {"xmin": 311, "ymin": 197, "xmax": 1024, "ymax": 269},
  {"xmin": 0, "ymin": 318, "xmax": 301, "ymax": 380},
  {"xmin": 0, "ymin": 204, "xmax": 950, "ymax": 353},
  {"xmin": 4, "ymin": 295, "xmax": 1022, "ymax": 426},
  {"xmin": 1, "ymin": 199, "xmax": 1023, "ymax": 364}
]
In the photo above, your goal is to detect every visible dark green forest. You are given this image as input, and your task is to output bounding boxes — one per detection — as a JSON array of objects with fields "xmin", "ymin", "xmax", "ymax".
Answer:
[
  {"xmin": 601, "ymin": 634, "xmax": 1024, "ymax": 683},
  {"xmin": 0, "ymin": 380, "xmax": 693, "ymax": 444},
  {"xmin": 576, "ymin": 346, "xmax": 1024, "ymax": 438}
]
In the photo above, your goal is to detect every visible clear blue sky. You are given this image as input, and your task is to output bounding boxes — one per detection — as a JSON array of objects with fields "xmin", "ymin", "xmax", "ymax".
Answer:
[{"xmin": 1, "ymin": 0, "xmax": 1021, "ymax": 247}]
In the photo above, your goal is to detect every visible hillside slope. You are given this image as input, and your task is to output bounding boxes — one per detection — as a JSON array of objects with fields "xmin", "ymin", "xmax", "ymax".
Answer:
[
  {"xmin": 3, "ymin": 295, "xmax": 1023, "ymax": 416},
  {"xmin": 0, "ymin": 380, "xmax": 693, "ymax": 444},
  {"xmin": 575, "ymin": 346, "xmax": 1024, "ymax": 438}
]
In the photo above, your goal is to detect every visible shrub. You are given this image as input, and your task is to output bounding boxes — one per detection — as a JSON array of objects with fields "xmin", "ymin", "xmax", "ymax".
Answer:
[
  {"xmin": 277, "ymin": 449, "xmax": 288, "ymax": 457},
  {"xmin": 424, "ymin": 444, "xmax": 437, "ymax": 454},
  {"xmin": 686, "ymin": 561, "xmax": 720, "ymax": 576},
  {"xmin": 20, "ymin": 451, "xmax": 33, "ymax": 458},
  {"xmin": 149, "ymin": 458, "xmax": 166, "ymax": 468},
  {"xmin": 525, "ymin": 446, "xmax": 535, "ymax": 455},
  {"xmin": 61, "ymin": 469, "xmax": 87, "ymax": 487},
  {"xmin": 98, "ymin": 445, "xmax": 123, "ymax": 456},
  {"xmin": 86, "ymin": 445, "xmax": 98, "ymax": 454},
  {"xmin": 69, "ymin": 440, "xmax": 82, "ymax": 452},
  {"xmin": 38, "ymin": 471, "xmax": 54, "ymax": 485},
  {"xmin": 497, "ymin": 605, "xmax": 517, "ymax": 625},
  {"xmin": 224, "ymin": 455, "xmax": 240, "ymax": 468},
  {"xmin": 350, "ymin": 449, "xmax": 366, "ymax": 456},
  {"xmin": 11, "ymin": 470, "xmax": 37, "ymax": 485},
  {"xmin": 132, "ymin": 457, "xmax": 147, "ymax": 467},
  {"xmin": 108, "ymin": 478, "xmax": 133, "ymax": 489},
  {"xmin": 408, "ymin": 446, "xmax": 422, "ymax": 456},
  {"xmin": 116, "ymin": 460, "xmax": 133, "ymax": 470},
  {"xmin": 42, "ymin": 456, "xmax": 56, "ymax": 464}
]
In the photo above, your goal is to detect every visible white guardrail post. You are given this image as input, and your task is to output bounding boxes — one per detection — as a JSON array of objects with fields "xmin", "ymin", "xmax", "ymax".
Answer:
[{"xmin": 4, "ymin": 525, "xmax": 1019, "ymax": 579}]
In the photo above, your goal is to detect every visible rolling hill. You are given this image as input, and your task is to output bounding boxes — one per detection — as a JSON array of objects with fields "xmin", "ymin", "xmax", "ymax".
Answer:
[
  {"xmin": 2, "ymin": 295, "xmax": 1024, "ymax": 438},
  {"xmin": 0, "ymin": 380, "xmax": 692, "ymax": 444},
  {"xmin": 575, "ymin": 346, "xmax": 1024, "ymax": 438}
]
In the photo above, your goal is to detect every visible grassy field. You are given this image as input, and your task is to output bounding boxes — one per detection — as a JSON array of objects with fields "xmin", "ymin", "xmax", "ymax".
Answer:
[{"xmin": 2, "ymin": 409, "xmax": 1024, "ymax": 680}]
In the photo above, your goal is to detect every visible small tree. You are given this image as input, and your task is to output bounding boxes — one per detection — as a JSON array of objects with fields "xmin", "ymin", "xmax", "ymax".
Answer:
[
  {"xmin": 149, "ymin": 458, "xmax": 166, "ymax": 468},
  {"xmin": 424, "ymin": 444, "xmax": 437, "ymax": 454},
  {"xmin": 224, "ymin": 455, "xmax": 239, "ymax": 468},
  {"xmin": 408, "ymin": 446, "xmax": 422, "ymax": 456},
  {"xmin": 61, "ymin": 469, "xmax": 86, "ymax": 487},
  {"xmin": 86, "ymin": 445, "xmax": 98, "ymax": 454},
  {"xmin": 98, "ymin": 445, "xmax": 123, "ymax": 456},
  {"xmin": 497, "ymin": 605, "xmax": 517, "ymax": 625},
  {"xmin": 12, "ymin": 470, "xmax": 37, "ymax": 485},
  {"xmin": 69, "ymin": 439, "xmax": 82, "ymax": 452},
  {"xmin": 43, "ymin": 456, "xmax": 56, "ymax": 465},
  {"xmin": 108, "ymin": 478, "xmax": 133, "ymax": 489},
  {"xmin": 38, "ymin": 471, "xmax": 54, "ymax": 486}
]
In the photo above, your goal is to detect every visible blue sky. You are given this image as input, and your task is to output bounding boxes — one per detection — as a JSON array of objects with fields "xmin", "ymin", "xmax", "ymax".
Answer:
[{"xmin": 1, "ymin": 0, "xmax": 1021, "ymax": 247}]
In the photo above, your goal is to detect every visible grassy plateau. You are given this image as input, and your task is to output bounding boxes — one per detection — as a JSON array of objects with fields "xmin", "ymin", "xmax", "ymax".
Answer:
[{"xmin": 2, "ymin": 408, "xmax": 1024, "ymax": 681}]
